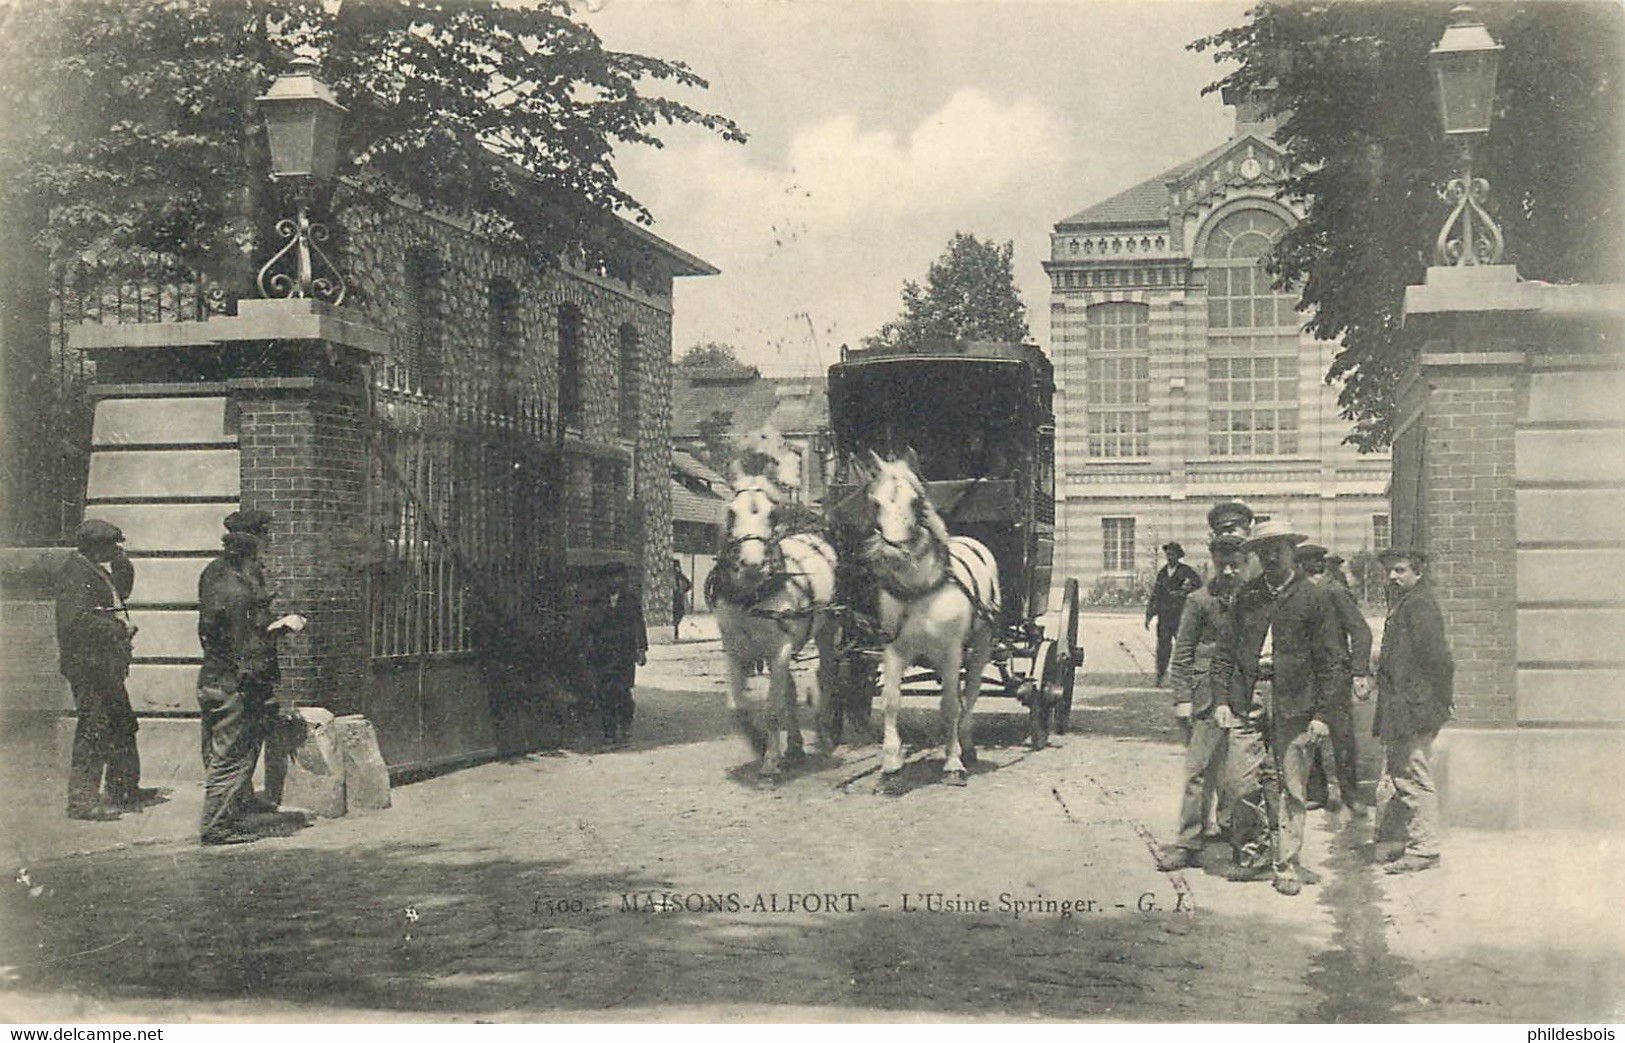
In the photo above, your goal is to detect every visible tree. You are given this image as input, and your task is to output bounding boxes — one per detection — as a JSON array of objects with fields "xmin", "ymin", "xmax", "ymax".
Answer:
[
  {"xmin": 0, "ymin": 0, "xmax": 745, "ymax": 285},
  {"xmin": 1192, "ymin": 2, "xmax": 1623, "ymax": 450},
  {"xmin": 694, "ymin": 410, "xmax": 737, "ymax": 474},
  {"xmin": 0, "ymin": 0, "xmax": 744, "ymax": 541},
  {"xmin": 865, "ymin": 232, "xmax": 1030, "ymax": 350},
  {"xmin": 676, "ymin": 341, "xmax": 746, "ymax": 371}
]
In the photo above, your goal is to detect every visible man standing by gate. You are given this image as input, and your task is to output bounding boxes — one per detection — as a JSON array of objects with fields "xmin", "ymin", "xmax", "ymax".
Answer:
[
  {"xmin": 1145, "ymin": 541, "xmax": 1202, "ymax": 687},
  {"xmin": 56, "ymin": 519, "xmax": 150, "ymax": 820},
  {"xmin": 1374, "ymin": 547, "xmax": 1453, "ymax": 874},
  {"xmin": 196, "ymin": 510, "xmax": 305, "ymax": 845},
  {"xmin": 588, "ymin": 561, "xmax": 647, "ymax": 749}
]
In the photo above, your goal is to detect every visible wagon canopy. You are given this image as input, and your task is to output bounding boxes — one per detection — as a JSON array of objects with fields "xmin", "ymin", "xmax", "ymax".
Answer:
[{"xmin": 827, "ymin": 341, "xmax": 1054, "ymax": 482}]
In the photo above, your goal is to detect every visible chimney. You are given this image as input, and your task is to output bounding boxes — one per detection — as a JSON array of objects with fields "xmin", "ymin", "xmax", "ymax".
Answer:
[{"xmin": 1223, "ymin": 83, "xmax": 1279, "ymax": 139}]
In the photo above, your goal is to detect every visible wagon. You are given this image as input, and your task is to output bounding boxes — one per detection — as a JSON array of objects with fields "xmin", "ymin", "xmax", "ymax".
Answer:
[{"xmin": 821, "ymin": 340, "xmax": 1083, "ymax": 747}]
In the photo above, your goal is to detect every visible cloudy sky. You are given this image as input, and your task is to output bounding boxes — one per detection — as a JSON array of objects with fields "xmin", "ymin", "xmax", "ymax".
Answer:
[{"xmin": 585, "ymin": 0, "xmax": 1251, "ymax": 377}]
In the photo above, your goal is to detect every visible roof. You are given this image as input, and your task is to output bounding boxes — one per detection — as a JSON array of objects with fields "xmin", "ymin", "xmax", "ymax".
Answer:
[
  {"xmin": 612, "ymin": 216, "xmax": 719, "ymax": 278},
  {"xmin": 671, "ymin": 372, "xmax": 829, "ymax": 440},
  {"xmin": 672, "ymin": 448, "xmax": 727, "ymax": 490},
  {"xmin": 670, "ymin": 479, "xmax": 725, "ymax": 526},
  {"xmin": 1056, "ymin": 139, "xmax": 1235, "ymax": 229}
]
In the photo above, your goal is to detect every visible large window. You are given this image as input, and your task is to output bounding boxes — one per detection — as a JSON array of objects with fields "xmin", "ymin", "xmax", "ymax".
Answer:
[
  {"xmin": 1086, "ymin": 302, "xmax": 1150, "ymax": 458},
  {"xmin": 488, "ymin": 278, "xmax": 520, "ymax": 415},
  {"xmin": 558, "ymin": 304, "xmax": 584, "ymax": 431},
  {"xmin": 1102, "ymin": 517, "xmax": 1136, "ymax": 573},
  {"xmin": 617, "ymin": 323, "xmax": 640, "ymax": 440},
  {"xmin": 1204, "ymin": 210, "xmax": 1300, "ymax": 456},
  {"xmin": 398, "ymin": 248, "xmax": 443, "ymax": 394},
  {"xmin": 1372, "ymin": 513, "xmax": 1391, "ymax": 551}
]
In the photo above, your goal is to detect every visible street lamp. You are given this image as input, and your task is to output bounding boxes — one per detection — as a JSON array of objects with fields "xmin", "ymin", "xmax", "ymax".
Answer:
[
  {"xmin": 1430, "ymin": 5, "xmax": 1506, "ymax": 266},
  {"xmin": 255, "ymin": 56, "xmax": 350, "ymax": 303}
]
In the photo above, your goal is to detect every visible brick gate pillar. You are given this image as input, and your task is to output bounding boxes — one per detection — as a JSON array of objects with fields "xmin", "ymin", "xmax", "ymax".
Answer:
[
  {"xmin": 1400, "ymin": 266, "xmax": 1625, "ymax": 830},
  {"xmin": 72, "ymin": 299, "xmax": 387, "ymax": 773}
]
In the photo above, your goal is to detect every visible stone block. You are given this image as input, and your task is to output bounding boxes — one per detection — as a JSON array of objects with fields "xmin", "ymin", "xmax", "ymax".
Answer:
[
  {"xmin": 127, "ymin": 609, "xmax": 203, "ymax": 659},
  {"xmin": 89, "ymin": 448, "xmax": 240, "ymax": 500},
  {"xmin": 92, "ymin": 503, "xmax": 239, "ymax": 554},
  {"xmin": 1525, "ymin": 369, "xmax": 1625, "ymax": 424},
  {"xmin": 93, "ymin": 397, "xmax": 233, "ymax": 447},
  {"xmin": 333, "ymin": 715, "xmax": 392, "ymax": 811},
  {"xmin": 1517, "ymin": 489, "xmax": 1625, "ymax": 544},
  {"xmin": 1515, "ymin": 429, "xmax": 1625, "ymax": 485},
  {"xmin": 125, "ymin": 557, "xmax": 214, "ymax": 607},
  {"xmin": 279, "ymin": 707, "xmax": 346, "ymax": 818}
]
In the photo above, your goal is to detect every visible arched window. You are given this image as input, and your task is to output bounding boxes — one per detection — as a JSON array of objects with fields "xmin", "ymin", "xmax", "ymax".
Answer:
[
  {"xmin": 1203, "ymin": 209, "xmax": 1299, "ymax": 456},
  {"xmin": 488, "ymin": 277, "xmax": 520, "ymax": 415},
  {"xmin": 1085, "ymin": 302, "xmax": 1150, "ymax": 458},
  {"xmin": 558, "ymin": 303, "xmax": 584, "ymax": 431},
  {"xmin": 618, "ymin": 323, "xmax": 640, "ymax": 440},
  {"xmin": 401, "ymin": 248, "xmax": 443, "ymax": 394}
]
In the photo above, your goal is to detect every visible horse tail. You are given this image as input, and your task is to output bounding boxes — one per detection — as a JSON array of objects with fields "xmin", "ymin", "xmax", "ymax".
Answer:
[{"xmin": 947, "ymin": 536, "xmax": 1001, "ymax": 622}]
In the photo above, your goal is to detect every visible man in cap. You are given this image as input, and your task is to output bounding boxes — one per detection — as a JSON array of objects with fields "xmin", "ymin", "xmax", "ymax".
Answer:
[
  {"xmin": 1230, "ymin": 517, "xmax": 1344, "ymax": 895},
  {"xmin": 1206, "ymin": 501, "xmax": 1255, "ymax": 539},
  {"xmin": 1154, "ymin": 532, "xmax": 1250, "ymax": 871},
  {"xmin": 1297, "ymin": 543, "xmax": 1375, "ymax": 813},
  {"xmin": 1373, "ymin": 548, "xmax": 1453, "ymax": 873},
  {"xmin": 196, "ymin": 509, "xmax": 305, "ymax": 844},
  {"xmin": 56, "ymin": 519, "xmax": 151, "ymax": 819},
  {"xmin": 585, "ymin": 560, "xmax": 647, "ymax": 749},
  {"xmin": 1145, "ymin": 541, "xmax": 1203, "ymax": 686}
]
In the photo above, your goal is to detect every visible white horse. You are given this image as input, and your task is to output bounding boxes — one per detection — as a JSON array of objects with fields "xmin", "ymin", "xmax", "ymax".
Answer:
[
  {"xmin": 710, "ymin": 467, "xmax": 839, "ymax": 779},
  {"xmin": 863, "ymin": 451, "xmax": 1001, "ymax": 788}
]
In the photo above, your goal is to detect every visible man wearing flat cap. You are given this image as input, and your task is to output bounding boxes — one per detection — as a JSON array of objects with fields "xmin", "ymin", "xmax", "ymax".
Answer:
[
  {"xmin": 196, "ymin": 509, "xmax": 305, "ymax": 844},
  {"xmin": 56, "ymin": 519, "xmax": 150, "ymax": 819},
  {"xmin": 1155, "ymin": 532, "xmax": 1250, "ymax": 871},
  {"xmin": 1229, "ymin": 517, "xmax": 1344, "ymax": 896},
  {"xmin": 1373, "ymin": 547, "xmax": 1453, "ymax": 874},
  {"xmin": 1298, "ymin": 544, "xmax": 1374, "ymax": 814},
  {"xmin": 1145, "ymin": 541, "xmax": 1203, "ymax": 687}
]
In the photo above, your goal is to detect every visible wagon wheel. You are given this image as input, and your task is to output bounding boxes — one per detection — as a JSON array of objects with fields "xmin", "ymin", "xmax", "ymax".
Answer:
[
  {"xmin": 1053, "ymin": 578, "xmax": 1082, "ymax": 734},
  {"xmin": 1028, "ymin": 640, "xmax": 1058, "ymax": 750}
]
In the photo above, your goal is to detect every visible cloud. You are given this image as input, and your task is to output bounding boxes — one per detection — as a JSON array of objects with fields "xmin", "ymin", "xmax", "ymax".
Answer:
[{"xmin": 617, "ymin": 87, "xmax": 1069, "ymax": 371}]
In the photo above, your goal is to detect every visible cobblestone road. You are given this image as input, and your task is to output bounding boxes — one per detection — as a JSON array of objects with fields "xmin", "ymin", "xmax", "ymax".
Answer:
[{"xmin": 1, "ymin": 635, "xmax": 1620, "ymax": 1023}]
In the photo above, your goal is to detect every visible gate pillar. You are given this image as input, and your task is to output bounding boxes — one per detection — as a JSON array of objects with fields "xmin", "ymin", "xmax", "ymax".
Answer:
[
  {"xmin": 71, "ymin": 298, "xmax": 388, "ymax": 740},
  {"xmin": 1397, "ymin": 266, "xmax": 1625, "ymax": 830}
]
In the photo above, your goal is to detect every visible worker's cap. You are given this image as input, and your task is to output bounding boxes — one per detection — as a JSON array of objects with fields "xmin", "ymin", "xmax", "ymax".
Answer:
[
  {"xmin": 1206, "ymin": 500, "xmax": 1255, "ymax": 536},
  {"xmin": 1294, "ymin": 543, "xmax": 1328, "ymax": 564},
  {"xmin": 1208, "ymin": 533, "xmax": 1247, "ymax": 555},
  {"xmin": 1161, "ymin": 541, "xmax": 1185, "ymax": 557},
  {"xmin": 223, "ymin": 509, "xmax": 272, "ymax": 536},
  {"xmin": 1324, "ymin": 553, "xmax": 1345, "ymax": 567},
  {"xmin": 73, "ymin": 519, "xmax": 125, "ymax": 547}
]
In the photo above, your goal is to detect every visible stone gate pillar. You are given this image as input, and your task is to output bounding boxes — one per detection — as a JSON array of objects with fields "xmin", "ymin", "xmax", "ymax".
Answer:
[
  {"xmin": 71, "ymin": 299, "xmax": 387, "ymax": 773},
  {"xmin": 1399, "ymin": 266, "xmax": 1625, "ymax": 830}
]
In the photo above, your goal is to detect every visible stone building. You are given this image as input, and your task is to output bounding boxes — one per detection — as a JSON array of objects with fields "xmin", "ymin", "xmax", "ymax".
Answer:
[
  {"xmin": 38, "ymin": 190, "xmax": 714, "ymax": 772},
  {"xmin": 1044, "ymin": 98, "xmax": 1389, "ymax": 594}
]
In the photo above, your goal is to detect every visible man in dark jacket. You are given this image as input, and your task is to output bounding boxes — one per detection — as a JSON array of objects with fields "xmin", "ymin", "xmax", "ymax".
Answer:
[
  {"xmin": 196, "ymin": 511, "xmax": 304, "ymax": 845},
  {"xmin": 1155, "ymin": 533, "xmax": 1249, "ymax": 870},
  {"xmin": 1231, "ymin": 518, "xmax": 1345, "ymax": 896},
  {"xmin": 1298, "ymin": 544, "xmax": 1375, "ymax": 813},
  {"xmin": 56, "ymin": 519, "xmax": 149, "ymax": 820},
  {"xmin": 588, "ymin": 562, "xmax": 648, "ymax": 748},
  {"xmin": 1145, "ymin": 541, "xmax": 1203, "ymax": 686},
  {"xmin": 1374, "ymin": 547, "xmax": 1453, "ymax": 874}
]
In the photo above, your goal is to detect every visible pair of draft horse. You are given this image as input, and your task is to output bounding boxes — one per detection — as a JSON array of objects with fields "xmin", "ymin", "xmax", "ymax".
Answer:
[{"xmin": 710, "ymin": 450, "xmax": 1001, "ymax": 788}]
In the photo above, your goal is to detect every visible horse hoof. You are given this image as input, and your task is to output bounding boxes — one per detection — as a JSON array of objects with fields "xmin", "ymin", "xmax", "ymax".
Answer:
[
  {"xmin": 874, "ymin": 772, "xmax": 905, "ymax": 796},
  {"xmin": 943, "ymin": 770, "xmax": 968, "ymax": 788},
  {"xmin": 962, "ymin": 747, "xmax": 978, "ymax": 767},
  {"xmin": 782, "ymin": 746, "xmax": 806, "ymax": 765},
  {"xmin": 757, "ymin": 765, "xmax": 781, "ymax": 784}
]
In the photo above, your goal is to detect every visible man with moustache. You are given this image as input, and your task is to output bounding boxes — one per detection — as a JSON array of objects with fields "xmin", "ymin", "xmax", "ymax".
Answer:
[
  {"xmin": 1373, "ymin": 547, "xmax": 1453, "ymax": 874},
  {"xmin": 1230, "ymin": 517, "xmax": 1344, "ymax": 896}
]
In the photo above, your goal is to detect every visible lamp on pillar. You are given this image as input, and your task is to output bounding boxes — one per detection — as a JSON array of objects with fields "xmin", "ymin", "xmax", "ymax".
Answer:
[
  {"xmin": 255, "ymin": 55, "xmax": 350, "ymax": 304},
  {"xmin": 1430, "ymin": 4, "xmax": 1506, "ymax": 267}
]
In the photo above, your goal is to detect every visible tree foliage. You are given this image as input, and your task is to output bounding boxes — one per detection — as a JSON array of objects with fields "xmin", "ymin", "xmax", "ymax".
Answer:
[
  {"xmin": 1192, "ymin": 2, "xmax": 1623, "ymax": 450},
  {"xmin": 0, "ymin": 0, "xmax": 746, "ymax": 289},
  {"xmin": 676, "ymin": 341, "xmax": 746, "ymax": 371},
  {"xmin": 865, "ymin": 232, "xmax": 1031, "ymax": 350}
]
